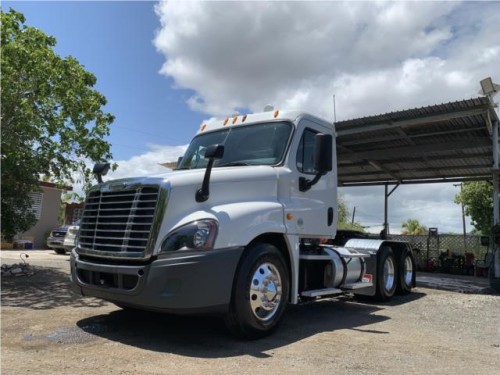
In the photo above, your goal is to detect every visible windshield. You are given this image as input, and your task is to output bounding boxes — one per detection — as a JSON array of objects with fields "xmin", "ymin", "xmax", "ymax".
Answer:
[{"xmin": 178, "ymin": 121, "xmax": 293, "ymax": 170}]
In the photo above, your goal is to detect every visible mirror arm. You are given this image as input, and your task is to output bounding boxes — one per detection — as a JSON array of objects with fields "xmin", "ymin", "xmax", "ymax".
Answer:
[
  {"xmin": 196, "ymin": 158, "xmax": 215, "ymax": 202},
  {"xmin": 195, "ymin": 144, "xmax": 224, "ymax": 202},
  {"xmin": 299, "ymin": 173, "xmax": 324, "ymax": 192}
]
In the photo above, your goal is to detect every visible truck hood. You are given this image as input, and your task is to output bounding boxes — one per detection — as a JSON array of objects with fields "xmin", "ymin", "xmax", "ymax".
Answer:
[{"xmin": 153, "ymin": 165, "xmax": 278, "ymax": 188}]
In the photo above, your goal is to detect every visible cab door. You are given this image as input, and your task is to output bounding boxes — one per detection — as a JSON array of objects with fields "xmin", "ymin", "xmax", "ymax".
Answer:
[{"xmin": 284, "ymin": 118, "xmax": 337, "ymax": 238}]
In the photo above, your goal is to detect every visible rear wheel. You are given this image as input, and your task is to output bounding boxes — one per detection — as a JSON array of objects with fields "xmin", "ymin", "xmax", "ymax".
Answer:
[
  {"xmin": 374, "ymin": 246, "xmax": 396, "ymax": 301},
  {"xmin": 397, "ymin": 249, "xmax": 415, "ymax": 294},
  {"xmin": 224, "ymin": 243, "xmax": 289, "ymax": 339}
]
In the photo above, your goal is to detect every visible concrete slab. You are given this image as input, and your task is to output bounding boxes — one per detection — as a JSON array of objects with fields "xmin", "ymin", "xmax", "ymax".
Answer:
[{"xmin": 416, "ymin": 272, "xmax": 491, "ymax": 294}]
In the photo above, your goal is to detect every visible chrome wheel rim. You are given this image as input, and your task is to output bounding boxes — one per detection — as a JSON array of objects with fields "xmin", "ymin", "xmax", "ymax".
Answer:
[
  {"xmin": 404, "ymin": 255, "xmax": 413, "ymax": 287},
  {"xmin": 383, "ymin": 256, "xmax": 395, "ymax": 292},
  {"xmin": 249, "ymin": 262, "xmax": 282, "ymax": 322}
]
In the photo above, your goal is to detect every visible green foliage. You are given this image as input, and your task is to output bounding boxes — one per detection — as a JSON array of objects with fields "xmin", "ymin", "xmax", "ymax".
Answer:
[
  {"xmin": 337, "ymin": 195, "xmax": 364, "ymax": 231},
  {"xmin": 401, "ymin": 218, "xmax": 427, "ymax": 235},
  {"xmin": 337, "ymin": 195, "xmax": 350, "ymax": 224},
  {"xmin": 337, "ymin": 221, "xmax": 365, "ymax": 231},
  {"xmin": 454, "ymin": 181, "xmax": 493, "ymax": 235},
  {"xmin": 1, "ymin": 9, "xmax": 115, "ymax": 239}
]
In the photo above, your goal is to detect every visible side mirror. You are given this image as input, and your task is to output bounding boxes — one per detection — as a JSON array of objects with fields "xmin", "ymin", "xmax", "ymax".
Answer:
[
  {"xmin": 93, "ymin": 162, "xmax": 111, "ymax": 184},
  {"xmin": 196, "ymin": 144, "xmax": 224, "ymax": 202},
  {"xmin": 204, "ymin": 144, "xmax": 225, "ymax": 159},
  {"xmin": 300, "ymin": 133, "xmax": 333, "ymax": 192}
]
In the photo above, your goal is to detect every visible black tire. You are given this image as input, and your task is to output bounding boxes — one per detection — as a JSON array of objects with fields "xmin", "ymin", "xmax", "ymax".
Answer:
[
  {"xmin": 54, "ymin": 248, "xmax": 67, "ymax": 255},
  {"xmin": 374, "ymin": 246, "xmax": 397, "ymax": 302},
  {"xmin": 396, "ymin": 249, "xmax": 415, "ymax": 295},
  {"xmin": 224, "ymin": 243, "xmax": 289, "ymax": 339}
]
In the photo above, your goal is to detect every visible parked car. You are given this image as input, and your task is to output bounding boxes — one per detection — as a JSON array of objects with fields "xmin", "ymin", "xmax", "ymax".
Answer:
[
  {"xmin": 47, "ymin": 226, "xmax": 69, "ymax": 254},
  {"xmin": 63, "ymin": 221, "xmax": 80, "ymax": 253}
]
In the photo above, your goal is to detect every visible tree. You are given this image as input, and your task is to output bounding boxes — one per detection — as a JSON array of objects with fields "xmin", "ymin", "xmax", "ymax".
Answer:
[
  {"xmin": 1, "ymin": 9, "xmax": 115, "ymax": 240},
  {"xmin": 401, "ymin": 218, "xmax": 427, "ymax": 235},
  {"xmin": 454, "ymin": 181, "xmax": 493, "ymax": 235}
]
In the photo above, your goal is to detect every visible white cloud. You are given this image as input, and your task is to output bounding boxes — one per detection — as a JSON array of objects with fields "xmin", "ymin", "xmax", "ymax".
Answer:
[
  {"xmin": 154, "ymin": 1, "xmax": 500, "ymax": 120},
  {"xmin": 107, "ymin": 144, "xmax": 187, "ymax": 180},
  {"xmin": 70, "ymin": 144, "xmax": 187, "ymax": 199},
  {"xmin": 148, "ymin": 1, "xmax": 499, "ymax": 234},
  {"xmin": 341, "ymin": 183, "xmax": 469, "ymax": 234}
]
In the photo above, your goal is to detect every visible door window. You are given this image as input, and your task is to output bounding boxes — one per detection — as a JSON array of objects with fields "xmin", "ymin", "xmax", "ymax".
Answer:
[{"xmin": 296, "ymin": 128, "xmax": 318, "ymax": 174}]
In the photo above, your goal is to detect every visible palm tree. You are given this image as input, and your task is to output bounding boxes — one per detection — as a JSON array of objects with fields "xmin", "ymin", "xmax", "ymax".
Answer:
[{"xmin": 401, "ymin": 219, "xmax": 427, "ymax": 235}]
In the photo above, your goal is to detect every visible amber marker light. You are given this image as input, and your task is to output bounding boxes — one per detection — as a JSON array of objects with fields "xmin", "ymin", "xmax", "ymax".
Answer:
[
  {"xmin": 201, "ymin": 124, "xmax": 207, "ymax": 131},
  {"xmin": 232, "ymin": 116, "xmax": 238, "ymax": 124},
  {"xmin": 242, "ymin": 114, "xmax": 247, "ymax": 122},
  {"xmin": 286, "ymin": 213, "xmax": 293, "ymax": 221},
  {"xmin": 223, "ymin": 118, "xmax": 229, "ymax": 126},
  {"xmin": 274, "ymin": 110, "xmax": 279, "ymax": 118}
]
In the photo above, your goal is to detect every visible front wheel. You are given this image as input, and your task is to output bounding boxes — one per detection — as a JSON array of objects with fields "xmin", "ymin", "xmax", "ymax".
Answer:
[{"xmin": 224, "ymin": 243, "xmax": 289, "ymax": 339}]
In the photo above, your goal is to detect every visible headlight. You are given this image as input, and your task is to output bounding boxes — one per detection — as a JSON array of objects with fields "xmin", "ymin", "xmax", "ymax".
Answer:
[
  {"xmin": 160, "ymin": 220, "xmax": 218, "ymax": 252},
  {"xmin": 69, "ymin": 227, "xmax": 79, "ymax": 235}
]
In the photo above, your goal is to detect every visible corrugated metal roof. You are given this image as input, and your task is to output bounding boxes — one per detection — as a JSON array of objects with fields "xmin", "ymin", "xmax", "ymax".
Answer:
[{"xmin": 335, "ymin": 96, "xmax": 499, "ymax": 186}]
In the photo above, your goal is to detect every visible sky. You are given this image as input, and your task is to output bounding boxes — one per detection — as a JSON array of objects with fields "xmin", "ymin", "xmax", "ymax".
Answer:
[{"xmin": 5, "ymin": 0, "xmax": 500, "ymax": 234}]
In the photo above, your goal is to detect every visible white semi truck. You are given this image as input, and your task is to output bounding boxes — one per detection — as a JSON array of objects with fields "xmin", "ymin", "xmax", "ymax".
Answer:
[{"xmin": 70, "ymin": 108, "xmax": 416, "ymax": 338}]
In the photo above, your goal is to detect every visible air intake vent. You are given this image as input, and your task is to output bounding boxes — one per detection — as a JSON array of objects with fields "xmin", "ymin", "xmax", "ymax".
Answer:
[{"xmin": 78, "ymin": 186, "xmax": 159, "ymax": 258}]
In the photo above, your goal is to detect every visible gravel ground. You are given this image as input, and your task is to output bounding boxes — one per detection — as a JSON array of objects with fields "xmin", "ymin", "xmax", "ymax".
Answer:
[{"xmin": 1, "ymin": 250, "xmax": 499, "ymax": 375}]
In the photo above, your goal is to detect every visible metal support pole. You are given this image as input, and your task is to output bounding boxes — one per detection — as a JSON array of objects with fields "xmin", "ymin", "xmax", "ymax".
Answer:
[
  {"xmin": 384, "ymin": 184, "xmax": 388, "ymax": 238},
  {"xmin": 493, "ymin": 119, "xmax": 499, "ymax": 225},
  {"xmin": 481, "ymin": 78, "xmax": 500, "ymax": 290},
  {"xmin": 493, "ymin": 119, "xmax": 500, "ymax": 279},
  {"xmin": 383, "ymin": 183, "xmax": 400, "ymax": 239}
]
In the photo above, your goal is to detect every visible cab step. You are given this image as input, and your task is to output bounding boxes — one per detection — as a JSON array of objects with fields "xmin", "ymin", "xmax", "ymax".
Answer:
[{"xmin": 301, "ymin": 288, "xmax": 342, "ymax": 297}]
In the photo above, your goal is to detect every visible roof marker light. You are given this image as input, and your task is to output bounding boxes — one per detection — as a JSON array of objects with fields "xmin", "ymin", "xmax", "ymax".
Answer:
[
  {"xmin": 274, "ymin": 110, "xmax": 279, "ymax": 118},
  {"xmin": 223, "ymin": 118, "xmax": 229, "ymax": 126},
  {"xmin": 242, "ymin": 114, "xmax": 247, "ymax": 122},
  {"xmin": 232, "ymin": 116, "xmax": 238, "ymax": 124},
  {"xmin": 201, "ymin": 124, "xmax": 207, "ymax": 131}
]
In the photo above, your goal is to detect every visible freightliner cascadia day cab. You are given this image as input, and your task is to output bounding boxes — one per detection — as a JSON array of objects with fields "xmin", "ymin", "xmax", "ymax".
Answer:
[{"xmin": 70, "ymin": 108, "xmax": 416, "ymax": 338}]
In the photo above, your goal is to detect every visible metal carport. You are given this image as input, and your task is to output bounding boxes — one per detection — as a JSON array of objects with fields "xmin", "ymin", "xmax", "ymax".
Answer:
[{"xmin": 334, "ymin": 95, "xmax": 500, "ymax": 291}]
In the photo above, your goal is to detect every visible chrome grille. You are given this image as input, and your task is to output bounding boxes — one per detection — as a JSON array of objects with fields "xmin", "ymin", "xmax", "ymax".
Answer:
[{"xmin": 78, "ymin": 186, "xmax": 159, "ymax": 257}]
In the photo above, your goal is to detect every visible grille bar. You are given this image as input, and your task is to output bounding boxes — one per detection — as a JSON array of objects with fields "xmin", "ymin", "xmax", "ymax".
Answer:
[{"xmin": 78, "ymin": 186, "xmax": 160, "ymax": 257}]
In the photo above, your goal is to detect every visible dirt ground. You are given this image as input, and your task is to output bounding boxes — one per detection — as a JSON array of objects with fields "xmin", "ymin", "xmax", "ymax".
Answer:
[{"xmin": 1, "ymin": 250, "xmax": 499, "ymax": 375}]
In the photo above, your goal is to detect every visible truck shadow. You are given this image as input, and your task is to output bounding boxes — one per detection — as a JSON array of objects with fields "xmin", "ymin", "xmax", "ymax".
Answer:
[
  {"xmin": 76, "ymin": 293, "xmax": 425, "ymax": 358},
  {"xmin": 1, "ymin": 266, "xmax": 108, "ymax": 310}
]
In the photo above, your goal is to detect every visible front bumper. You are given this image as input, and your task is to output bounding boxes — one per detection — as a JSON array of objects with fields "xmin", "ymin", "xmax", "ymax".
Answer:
[
  {"xmin": 47, "ymin": 237, "xmax": 65, "ymax": 249},
  {"xmin": 70, "ymin": 247, "xmax": 244, "ymax": 315}
]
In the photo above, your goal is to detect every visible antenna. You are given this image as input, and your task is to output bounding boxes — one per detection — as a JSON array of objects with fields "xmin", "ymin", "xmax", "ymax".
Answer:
[{"xmin": 333, "ymin": 95, "xmax": 337, "ymax": 123}]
